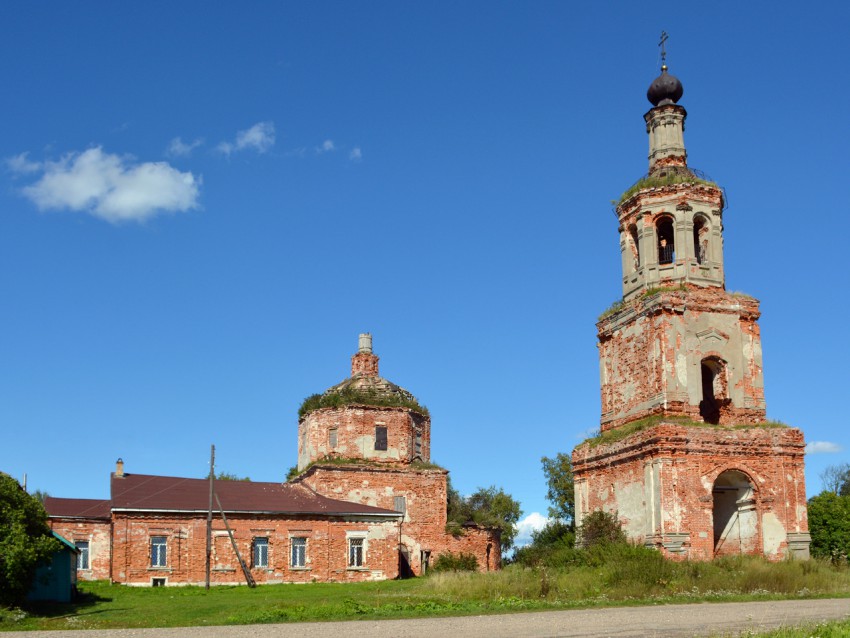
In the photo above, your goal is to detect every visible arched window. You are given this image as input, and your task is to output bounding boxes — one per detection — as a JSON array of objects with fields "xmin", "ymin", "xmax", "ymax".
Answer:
[
  {"xmin": 656, "ymin": 218, "xmax": 675, "ymax": 264},
  {"xmin": 693, "ymin": 216, "xmax": 709, "ymax": 264},
  {"xmin": 699, "ymin": 357, "xmax": 728, "ymax": 425},
  {"xmin": 628, "ymin": 224, "xmax": 640, "ymax": 269}
]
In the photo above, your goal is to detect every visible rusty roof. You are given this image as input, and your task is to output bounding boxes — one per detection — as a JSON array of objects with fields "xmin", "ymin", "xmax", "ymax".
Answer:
[
  {"xmin": 44, "ymin": 497, "xmax": 112, "ymax": 520},
  {"xmin": 109, "ymin": 473, "xmax": 398, "ymax": 517}
]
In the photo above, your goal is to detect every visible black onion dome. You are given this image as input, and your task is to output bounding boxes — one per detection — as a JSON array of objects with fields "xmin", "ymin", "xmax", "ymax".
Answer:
[{"xmin": 647, "ymin": 65, "xmax": 683, "ymax": 106}]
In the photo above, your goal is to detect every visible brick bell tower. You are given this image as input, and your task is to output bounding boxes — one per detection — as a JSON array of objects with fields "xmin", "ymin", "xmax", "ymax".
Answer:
[{"xmin": 572, "ymin": 43, "xmax": 810, "ymax": 560}]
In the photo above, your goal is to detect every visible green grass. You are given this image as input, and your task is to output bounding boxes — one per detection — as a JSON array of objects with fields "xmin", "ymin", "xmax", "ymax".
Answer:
[
  {"xmin": 582, "ymin": 416, "xmax": 790, "ymax": 448},
  {"xmin": 712, "ymin": 619, "xmax": 850, "ymax": 637},
  {"xmin": 299, "ymin": 389, "xmax": 429, "ymax": 419},
  {"xmin": 2, "ymin": 555, "xmax": 848, "ymax": 631}
]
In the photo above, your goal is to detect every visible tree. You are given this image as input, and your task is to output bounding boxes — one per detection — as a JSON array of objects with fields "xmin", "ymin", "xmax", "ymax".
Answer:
[
  {"xmin": 808, "ymin": 491, "xmax": 850, "ymax": 563},
  {"xmin": 446, "ymin": 482, "xmax": 522, "ymax": 553},
  {"xmin": 216, "ymin": 471, "xmax": 250, "ymax": 481},
  {"xmin": 819, "ymin": 463, "xmax": 850, "ymax": 496},
  {"xmin": 0, "ymin": 473, "xmax": 61, "ymax": 607},
  {"xmin": 541, "ymin": 453, "xmax": 575, "ymax": 528},
  {"xmin": 577, "ymin": 510, "xmax": 626, "ymax": 549}
]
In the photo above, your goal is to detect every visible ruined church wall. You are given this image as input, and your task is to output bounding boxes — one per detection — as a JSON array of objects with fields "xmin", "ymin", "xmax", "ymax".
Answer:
[
  {"xmin": 298, "ymin": 406, "xmax": 430, "ymax": 470},
  {"xmin": 573, "ymin": 424, "xmax": 807, "ymax": 560},
  {"xmin": 301, "ymin": 465, "xmax": 498, "ymax": 573},
  {"xmin": 598, "ymin": 289, "xmax": 765, "ymax": 431}
]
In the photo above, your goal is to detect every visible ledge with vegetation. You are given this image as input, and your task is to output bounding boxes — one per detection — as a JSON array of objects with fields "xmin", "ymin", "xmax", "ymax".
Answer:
[
  {"xmin": 579, "ymin": 415, "xmax": 790, "ymax": 449},
  {"xmin": 618, "ymin": 172, "xmax": 717, "ymax": 206},
  {"xmin": 299, "ymin": 388, "xmax": 429, "ymax": 419}
]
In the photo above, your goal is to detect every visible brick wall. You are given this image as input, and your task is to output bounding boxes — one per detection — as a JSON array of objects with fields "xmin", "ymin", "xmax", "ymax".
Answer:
[
  {"xmin": 298, "ymin": 406, "xmax": 430, "ymax": 469},
  {"xmin": 598, "ymin": 287, "xmax": 766, "ymax": 431},
  {"xmin": 299, "ymin": 464, "xmax": 500, "ymax": 573},
  {"xmin": 108, "ymin": 512, "xmax": 401, "ymax": 586},
  {"xmin": 573, "ymin": 423, "xmax": 808, "ymax": 560},
  {"xmin": 48, "ymin": 519, "xmax": 111, "ymax": 581}
]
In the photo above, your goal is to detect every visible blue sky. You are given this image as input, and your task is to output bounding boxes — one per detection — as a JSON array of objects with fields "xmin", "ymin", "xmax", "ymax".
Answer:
[{"xmin": 2, "ymin": 2, "xmax": 848, "ymax": 546}]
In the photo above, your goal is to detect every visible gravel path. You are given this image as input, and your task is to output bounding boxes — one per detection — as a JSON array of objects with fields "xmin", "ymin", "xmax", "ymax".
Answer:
[{"xmin": 14, "ymin": 598, "xmax": 850, "ymax": 638}]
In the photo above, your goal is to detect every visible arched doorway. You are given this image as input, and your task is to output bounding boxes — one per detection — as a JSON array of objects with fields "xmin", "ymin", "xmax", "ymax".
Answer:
[{"xmin": 712, "ymin": 470, "xmax": 758, "ymax": 557}]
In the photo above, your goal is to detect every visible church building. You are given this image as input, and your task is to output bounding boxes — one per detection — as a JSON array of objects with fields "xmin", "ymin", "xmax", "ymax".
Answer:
[
  {"xmin": 572, "ymin": 57, "xmax": 810, "ymax": 560},
  {"xmin": 45, "ymin": 335, "xmax": 498, "ymax": 585}
]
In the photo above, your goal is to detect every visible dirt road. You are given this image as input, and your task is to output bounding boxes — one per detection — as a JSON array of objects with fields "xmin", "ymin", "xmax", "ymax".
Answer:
[{"xmin": 15, "ymin": 598, "xmax": 850, "ymax": 638}]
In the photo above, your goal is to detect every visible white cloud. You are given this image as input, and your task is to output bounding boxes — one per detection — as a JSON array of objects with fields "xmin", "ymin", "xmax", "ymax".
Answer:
[
  {"xmin": 805, "ymin": 441, "xmax": 843, "ymax": 454},
  {"xmin": 217, "ymin": 121, "xmax": 276, "ymax": 155},
  {"xmin": 349, "ymin": 147, "xmax": 362, "ymax": 161},
  {"xmin": 316, "ymin": 139, "xmax": 335, "ymax": 154},
  {"xmin": 514, "ymin": 512, "xmax": 549, "ymax": 548},
  {"xmin": 166, "ymin": 137, "xmax": 204, "ymax": 157},
  {"xmin": 20, "ymin": 147, "xmax": 201, "ymax": 223},
  {"xmin": 6, "ymin": 152, "xmax": 42, "ymax": 175}
]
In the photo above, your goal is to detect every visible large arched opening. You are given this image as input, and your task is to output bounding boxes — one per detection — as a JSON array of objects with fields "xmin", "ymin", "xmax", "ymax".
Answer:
[{"xmin": 712, "ymin": 470, "xmax": 759, "ymax": 557}]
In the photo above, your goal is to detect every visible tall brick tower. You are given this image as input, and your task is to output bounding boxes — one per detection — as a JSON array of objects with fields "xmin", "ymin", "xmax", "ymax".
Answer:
[{"xmin": 572, "ymin": 53, "xmax": 810, "ymax": 560}]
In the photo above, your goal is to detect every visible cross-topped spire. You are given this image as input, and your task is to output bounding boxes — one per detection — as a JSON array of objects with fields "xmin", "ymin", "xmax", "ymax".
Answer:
[{"xmin": 659, "ymin": 31, "xmax": 669, "ymax": 69}]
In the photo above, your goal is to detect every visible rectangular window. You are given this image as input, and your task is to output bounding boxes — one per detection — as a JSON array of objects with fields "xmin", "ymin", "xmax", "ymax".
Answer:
[
  {"xmin": 415, "ymin": 433, "xmax": 422, "ymax": 457},
  {"xmin": 75, "ymin": 541, "xmax": 90, "ymax": 570},
  {"xmin": 329, "ymin": 427, "xmax": 338, "ymax": 449},
  {"xmin": 393, "ymin": 496, "xmax": 406, "ymax": 516},
  {"xmin": 253, "ymin": 537, "xmax": 269, "ymax": 568},
  {"xmin": 151, "ymin": 536, "xmax": 167, "ymax": 567},
  {"xmin": 151, "ymin": 577, "xmax": 166, "ymax": 587},
  {"xmin": 290, "ymin": 537, "xmax": 306, "ymax": 568},
  {"xmin": 348, "ymin": 537, "xmax": 364, "ymax": 568},
  {"xmin": 375, "ymin": 426, "xmax": 387, "ymax": 451}
]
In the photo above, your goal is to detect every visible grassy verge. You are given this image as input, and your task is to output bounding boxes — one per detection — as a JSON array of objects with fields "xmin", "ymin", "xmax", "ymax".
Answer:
[
  {"xmin": 2, "ymin": 554, "xmax": 848, "ymax": 631},
  {"xmin": 712, "ymin": 619, "xmax": 850, "ymax": 637}
]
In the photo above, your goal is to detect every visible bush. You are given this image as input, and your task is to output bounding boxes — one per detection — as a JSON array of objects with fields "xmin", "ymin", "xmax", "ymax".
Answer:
[
  {"xmin": 431, "ymin": 552, "xmax": 479, "ymax": 572},
  {"xmin": 808, "ymin": 491, "xmax": 850, "ymax": 563},
  {"xmin": 0, "ymin": 473, "xmax": 61, "ymax": 607},
  {"xmin": 577, "ymin": 510, "xmax": 626, "ymax": 549}
]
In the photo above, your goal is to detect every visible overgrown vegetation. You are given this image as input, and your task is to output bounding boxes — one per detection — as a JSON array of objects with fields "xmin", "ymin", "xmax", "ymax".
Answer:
[
  {"xmin": 618, "ymin": 172, "xmax": 716, "ymax": 205},
  {"xmin": 2, "ymin": 550, "xmax": 848, "ymax": 631},
  {"xmin": 598, "ymin": 299, "xmax": 625, "ymax": 321},
  {"xmin": 580, "ymin": 415, "xmax": 789, "ymax": 448},
  {"xmin": 299, "ymin": 388, "xmax": 429, "ymax": 419},
  {"xmin": 0, "ymin": 474, "xmax": 62, "ymax": 608},
  {"xmin": 445, "ymin": 480, "xmax": 522, "ymax": 553},
  {"xmin": 287, "ymin": 457, "xmax": 447, "ymax": 482},
  {"xmin": 431, "ymin": 552, "xmax": 479, "ymax": 573},
  {"xmin": 808, "ymin": 464, "xmax": 850, "ymax": 564},
  {"xmin": 642, "ymin": 283, "xmax": 688, "ymax": 297}
]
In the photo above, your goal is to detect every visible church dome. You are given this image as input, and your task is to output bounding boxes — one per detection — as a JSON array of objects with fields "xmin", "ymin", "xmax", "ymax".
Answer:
[
  {"xmin": 298, "ymin": 334, "xmax": 429, "ymax": 418},
  {"xmin": 647, "ymin": 65, "xmax": 684, "ymax": 107}
]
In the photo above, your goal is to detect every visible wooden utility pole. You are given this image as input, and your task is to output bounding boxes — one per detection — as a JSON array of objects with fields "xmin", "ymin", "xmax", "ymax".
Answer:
[
  {"xmin": 215, "ymin": 493, "xmax": 256, "ymax": 587},
  {"xmin": 205, "ymin": 444, "xmax": 215, "ymax": 590}
]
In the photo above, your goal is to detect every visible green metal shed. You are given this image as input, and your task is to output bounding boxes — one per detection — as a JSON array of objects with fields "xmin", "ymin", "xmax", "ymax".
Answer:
[{"xmin": 28, "ymin": 532, "xmax": 79, "ymax": 603}]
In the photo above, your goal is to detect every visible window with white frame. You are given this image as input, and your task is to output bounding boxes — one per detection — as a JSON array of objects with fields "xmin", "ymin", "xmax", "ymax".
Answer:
[
  {"xmin": 290, "ymin": 537, "xmax": 306, "ymax": 568},
  {"xmin": 75, "ymin": 541, "xmax": 90, "ymax": 570},
  {"xmin": 253, "ymin": 537, "xmax": 269, "ymax": 568},
  {"xmin": 348, "ymin": 536, "xmax": 365, "ymax": 568},
  {"xmin": 150, "ymin": 536, "xmax": 167, "ymax": 567}
]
